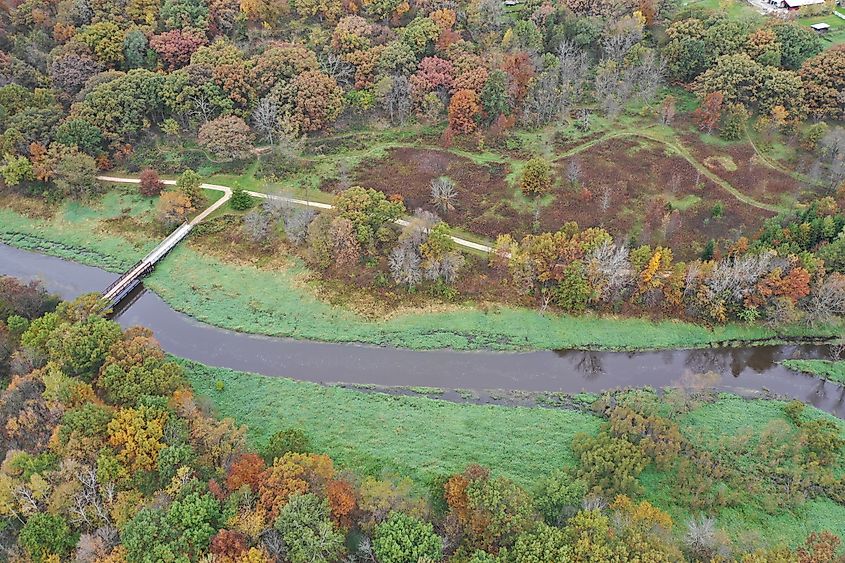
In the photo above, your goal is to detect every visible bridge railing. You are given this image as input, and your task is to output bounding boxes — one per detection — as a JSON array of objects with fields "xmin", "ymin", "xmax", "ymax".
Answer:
[
  {"xmin": 101, "ymin": 222, "xmax": 193, "ymax": 305},
  {"xmin": 103, "ymin": 259, "xmax": 143, "ymax": 297}
]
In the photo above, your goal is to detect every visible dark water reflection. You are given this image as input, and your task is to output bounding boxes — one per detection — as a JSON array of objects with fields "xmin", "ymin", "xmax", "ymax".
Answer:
[{"xmin": 3, "ymin": 243, "xmax": 844, "ymax": 416}]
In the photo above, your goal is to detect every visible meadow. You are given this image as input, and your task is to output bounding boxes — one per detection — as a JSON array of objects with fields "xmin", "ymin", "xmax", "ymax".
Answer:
[{"xmin": 183, "ymin": 358, "xmax": 845, "ymax": 545}]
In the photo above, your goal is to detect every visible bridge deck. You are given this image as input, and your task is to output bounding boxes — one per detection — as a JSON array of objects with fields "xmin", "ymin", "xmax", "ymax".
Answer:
[{"xmin": 102, "ymin": 222, "xmax": 193, "ymax": 304}]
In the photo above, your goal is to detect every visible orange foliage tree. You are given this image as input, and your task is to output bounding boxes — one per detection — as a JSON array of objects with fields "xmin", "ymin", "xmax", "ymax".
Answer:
[{"xmin": 448, "ymin": 89, "xmax": 481, "ymax": 134}]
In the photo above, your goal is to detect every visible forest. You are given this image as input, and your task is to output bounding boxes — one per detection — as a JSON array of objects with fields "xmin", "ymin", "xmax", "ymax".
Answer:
[{"xmin": 1, "ymin": 276, "xmax": 845, "ymax": 561}]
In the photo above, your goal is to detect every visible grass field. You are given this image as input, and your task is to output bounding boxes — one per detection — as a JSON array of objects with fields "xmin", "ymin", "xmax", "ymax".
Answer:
[
  {"xmin": 783, "ymin": 359, "xmax": 845, "ymax": 384},
  {"xmin": 183, "ymin": 359, "xmax": 845, "ymax": 545},
  {"xmin": 680, "ymin": 0, "xmax": 763, "ymax": 19},
  {"xmin": 1, "ymin": 195, "xmax": 840, "ymax": 351},
  {"xmin": 798, "ymin": 11, "xmax": 845, "ymax": 47}
]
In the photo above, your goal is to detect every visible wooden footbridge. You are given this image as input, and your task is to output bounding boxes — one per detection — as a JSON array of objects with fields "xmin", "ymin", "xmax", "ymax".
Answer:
[
  {"xmin": 96, "ymin": 176, "xmax": 232, "ymax": 308},
  {"xmin": 101, "ymin": 222, "xmax": 193, "ymax": 306}
]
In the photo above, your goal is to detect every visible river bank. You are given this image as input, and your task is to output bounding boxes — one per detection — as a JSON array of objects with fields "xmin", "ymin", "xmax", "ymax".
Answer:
[
  {"xmin": 4, "ymin": 242, "xmax": 845, "ymax": 416},
  {"xmin": 1, "ymin": 194, "xmax": 840, "ymax": 352}
]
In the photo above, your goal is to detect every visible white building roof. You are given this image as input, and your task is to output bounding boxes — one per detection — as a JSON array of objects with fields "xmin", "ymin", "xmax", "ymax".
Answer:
[
  {"xmin": 783, "ymin": 0, "xmax": 825, "ymax": 6},
  {"xmin": 810, "ymin": 22, "xmax": 831, "ymax": 29}
]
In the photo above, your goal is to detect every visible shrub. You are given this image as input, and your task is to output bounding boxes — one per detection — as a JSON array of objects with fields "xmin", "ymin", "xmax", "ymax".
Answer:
[
  {"xmin": 571, "ymin": 429, "xmax": 648, "ymax": 498},
  {"xmin": 263, "ymin": 428, "xmax": 310, "ymax": 463},
  {"xmin": 520, "ymin": 157, "xmax": 552, "ymax": 195},
  {"xmin": 230, "ymin": 188, "xmax": 255, "ymax": 211}
]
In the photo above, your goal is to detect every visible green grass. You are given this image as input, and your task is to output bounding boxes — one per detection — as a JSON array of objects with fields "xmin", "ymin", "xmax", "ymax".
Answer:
[
  {"xmin": 798, "ymin": 12, "xmax": 845, "ymax": 47},
  {"xmin": 1, "ymin": 199, "xmax": 840, "ymax": 351},
  {"xmin": 184, "ymin": 360, "xmax": 845, "ymax": 545},
  {"xmin": 783, "ymin": 359, "xmax": 845, "ymax": 384},
  {"xmin": 668, "ymin": 194, "xmax": 702, "ymax": 211},
  {"xmin": 679, "ymin": 0, "xmax": 763, "ymax": 20},
  {"xmin": 181, "ymin": 358, "xmax": 602, "ymax": 487}
]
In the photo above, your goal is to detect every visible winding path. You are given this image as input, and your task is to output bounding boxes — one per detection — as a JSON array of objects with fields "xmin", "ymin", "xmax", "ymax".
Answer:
[{"xmin": 97, "ymin": 176, "xmax": 496, "ymax": 253}]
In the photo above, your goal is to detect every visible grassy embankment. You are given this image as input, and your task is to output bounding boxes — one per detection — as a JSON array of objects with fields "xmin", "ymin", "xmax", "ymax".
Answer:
[
  {"xmin": 183, "ymin": 359, "xmax": 845, "ymax": 545},
  {"xmin": 0, "ymin": 190, "xmax": 840, "ymax": 350},
  {"xmin": 783, "ymin": 359, "xmax": 845, "ymax": 384}
]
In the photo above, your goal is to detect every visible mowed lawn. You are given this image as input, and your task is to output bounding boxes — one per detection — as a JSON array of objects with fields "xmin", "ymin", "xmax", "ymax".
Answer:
[{"xmin": 798, "ymin": 12, "xmax": 845, "ymax": 47}]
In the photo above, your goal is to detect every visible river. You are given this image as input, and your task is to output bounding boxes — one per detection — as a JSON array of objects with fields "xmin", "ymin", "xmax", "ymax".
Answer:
[{"xmin": 3, "ymin": 243, "xmax": 845, "ymax": 415}]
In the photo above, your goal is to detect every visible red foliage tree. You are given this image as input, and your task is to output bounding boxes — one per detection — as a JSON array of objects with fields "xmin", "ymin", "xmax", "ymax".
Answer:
[
  {"xmin": 693, "ymin": 91, "xmax": 724, "ymax": 134},
  {"xmin": 139, "ymin": 168, "xmax": 164, "ymax": 197},
  {"xmin": 209, "ymin": 529, "xmax": 248, "ymax": 559},
  {"xmin": 226, "ymin": 453, "xmax": 267, "ymax": 493},
  {"xmin": 410, "ymin": 56, "xmax": 455, "ymax": 103},
  {"xmin": 502, "ymin": 52, "xmax": 535, "ymax": 107},
  {"xmin": 150, "ymin": 30, "xmax": 207, "ymax": 70},
  {"xmin": 326, "ymin": 479, "xmax": 357, "ymax": 527}
]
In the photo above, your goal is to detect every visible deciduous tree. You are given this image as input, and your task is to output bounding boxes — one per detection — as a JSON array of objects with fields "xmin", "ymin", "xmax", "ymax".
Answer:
[
  {"xmin": 139, "ymin": 168, "xmax": 164, "ymax": 196},
  {"xmin": 373, "ymin": 511, "xmax": 442, "ymax": 563},
  {"xmin": 520, "ymin": 157, "xmax": 552, "ymax": 195}
]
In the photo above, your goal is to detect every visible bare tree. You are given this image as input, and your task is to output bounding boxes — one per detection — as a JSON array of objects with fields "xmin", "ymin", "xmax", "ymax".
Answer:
[
  {"xmin": 260, "ymin": 529, "xmax": 287, "ymax": 561},
  {"xmin": 684, "ymin": 516, "xmax": 728, "ymax": 560},
  {"xmin": 602, "ymin": 16, "xmax": 644, "ymax": 62},
  {"xmin": 399, "ymin": 209, "xmax": 440, "ymax": 248},
  {"xmin": 704, "ymin": 252, "xmax": 775, "ymax": 302},
  {"xmin": 566, "ymin": 158, "xmax": 582, "ymax": 188},
  {"xmin": 469, "ymin": 0, "xmax": 505, "ymax": 36},
  {"xmin": 557, "ymin": 40, "xmax": 589, "ymax": 97},
  {"xmin": 523, "ymin": 42, "xmax": 588, "ymax": 126},
  {"xmin": 818, "ymin": 128, "xmax": 845, "ymax": 190},
  {"xmin": 524, "ymin": 71, "xmax": 567, "ymax": 126},
  {"xmin": 252, "ymin": 96, "xmax": 281, "ymax": 146},
  {"xmin": 599, "ymin": 185, "xmax": 612, "ymax": 213},
  {"xmin": 243, "ymin": 209, "xmax": 274, "ymax": 244},
  {"xmin": 576, "ymin": 108, "xmax": 591, "ymax": 131},
  {"xmin": 320, "ymin": 53, "xmax": 355, "ymax": 87},
  {"xmin": 430, "ymin": 176, "xmax": 458, "ymax": 213},
  {"xmin": 586, "ymin": 241, "xmax": 632, "ymax": 302},
  {"xmin": 669, "ymin": 173, "xmax": 681, "ymax": 194},
  {"xmin": 336, "ymin": 161, "xmax": 353, "ymax": 192},
  {"xmin": 383, "ymin": 75, "xmax": 412, "ymax": 126},
  {"xmin": 628, "ymin": 51, "xmax": 664, "ymax": 104},
  {"xmin": 389, "ymin": 245, "xmax": 422, "ymax": 287},
  {"xmin": 593, "ymin": 61, "xmax": 629, "ymax": 119},
  {"xmin": 804, "ymin": 273, "xmax": 845, "ymax": 326},
  {"xmin": 425, "ymin": 251, "xmax": 465, "ymax": 284},
  {"xmin": 283, "ymin": 208, "xmax": 317, "ymax": 245}
]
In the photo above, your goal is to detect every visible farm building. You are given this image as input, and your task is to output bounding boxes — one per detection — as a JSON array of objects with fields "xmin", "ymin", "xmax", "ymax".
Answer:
[{"xmin": 778, "ymin": 0, "xmax": 825, "ymax": 10}]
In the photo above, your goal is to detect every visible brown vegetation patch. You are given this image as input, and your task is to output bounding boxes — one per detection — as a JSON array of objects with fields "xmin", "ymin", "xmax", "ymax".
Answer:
[
  {"xmin": 547, "ymin": 138, "xmax": 776, "ymax": 259},
  {"xmin": 353, "ymin": 147, "xmax": 523, "ymax": 239},
  {"xmin": 0, "ymin": 192, "xmax": 56, "ymax": 220},
  {"xmin": 681, "ymin": 134, "xmax": 805, "ymax": 205}
]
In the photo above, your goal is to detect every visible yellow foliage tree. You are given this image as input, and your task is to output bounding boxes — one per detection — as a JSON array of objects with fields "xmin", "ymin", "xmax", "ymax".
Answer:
[{"xmin": 106, "ymin": 406, "xmax": 166, "ymax": 472}]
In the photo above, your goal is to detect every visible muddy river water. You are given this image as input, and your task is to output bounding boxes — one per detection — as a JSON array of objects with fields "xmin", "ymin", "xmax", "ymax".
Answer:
[{"xmin": 3, "ymin": 243, "xmax": 845, "ymax": 416}]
